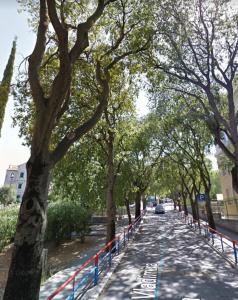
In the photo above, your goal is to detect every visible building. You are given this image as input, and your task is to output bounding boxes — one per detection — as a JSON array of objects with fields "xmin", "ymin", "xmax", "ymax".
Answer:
[
  {"xmin": 216, "ymin": 81, "xmax": 238, "ymax": 219},
  {"xmin": 4, "ymin": 163, "xmax": 27, "ymax": 201}
]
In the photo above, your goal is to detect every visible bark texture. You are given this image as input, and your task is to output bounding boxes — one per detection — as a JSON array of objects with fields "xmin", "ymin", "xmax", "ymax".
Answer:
[{"xmin": 3, "ymin": 158, "xmax": 51, "ymax": 300}]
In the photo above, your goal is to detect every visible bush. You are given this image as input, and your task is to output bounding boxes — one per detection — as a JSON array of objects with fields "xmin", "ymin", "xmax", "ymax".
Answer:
[
  {"xmin": 0, "ymin": 205, "xmax": 19, "ymax": 252},
  {"xmin": 0, "ymin": 201, "xmax": 91, "ymax": 253},
  {"xmin": 0, "ymin": 186, "xmax": 17, "ymax": 206},
  {"xmin": 45, "ymin": 201, "xmax": 91, "ymax": 243}
]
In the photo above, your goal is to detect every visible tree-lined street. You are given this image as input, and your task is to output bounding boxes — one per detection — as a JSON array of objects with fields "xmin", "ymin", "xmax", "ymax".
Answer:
[{"xmin": 1, "ymin": 0, "xmax": 238, "ymax": 299}]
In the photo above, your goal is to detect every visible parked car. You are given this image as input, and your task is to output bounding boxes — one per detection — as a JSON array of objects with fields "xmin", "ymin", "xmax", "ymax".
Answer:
[{"xmin": 155, "ymin": 204, "xmax": 165, "ymax": 214}]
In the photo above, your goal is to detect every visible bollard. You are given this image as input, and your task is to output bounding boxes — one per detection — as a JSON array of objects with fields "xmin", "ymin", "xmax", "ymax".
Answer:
[
  {"xmin": 233, "ymin": 241, "xmax": 238, "ymax": 264},
  {"xmin": 94, "ymin": 254, "xmax": 99, "ymax": 285}
]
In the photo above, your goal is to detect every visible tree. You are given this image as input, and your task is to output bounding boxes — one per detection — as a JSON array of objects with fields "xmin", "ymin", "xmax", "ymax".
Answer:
[
  {"xmin": 3, "ymin": 1, "xmax": 152, "ymax": 299},
  {"xmin": 0, "ymin": 39, "xmax": 16, "ymax": 136},
  {"xmin": 149, "ymin": 0, "xmax": 238, "ymax": 191},
  {"xmin": 123, "ymin": 114, "xmax": 166, "ymax": 218},
  {"xmin": 93, "ymin": 72, "xmax": 137, "ymax": 243},
  {"xmin": 0, "ymin": 186, "xmax": 16, "ymax": 206},
  {"xmin": 157, "ymin": 97, "xmax": 216, "ymax": 228}
]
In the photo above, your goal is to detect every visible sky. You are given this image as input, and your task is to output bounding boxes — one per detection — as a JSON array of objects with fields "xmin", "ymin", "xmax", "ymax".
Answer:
[
  {"xmin": 0, "ymin": 0, "xmax": 224, "ymax": 186},
  {"xmin": 0, "ymin": 1, "xmax": 34, "ymax": 185}
]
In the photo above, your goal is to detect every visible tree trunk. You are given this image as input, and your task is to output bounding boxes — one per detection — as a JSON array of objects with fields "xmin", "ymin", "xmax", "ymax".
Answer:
[
  {"xmin": 231, "ymin": 165, "xmax": 238, "ymax": 193},
  {"xmin": 125, "ymin": 197, "xmax": 132, "ymax": 225},
  {"xmin": 182, "ymin": 195, "xmax": 188, "ymax": 216},
  {"xmin": 142, "ymin": 192, "xmax": 146, "ymax": 210},
  {"xmin": 106, "ymin": 137, "xmax": 116, "ymax": 244},
  {"xmin": 135, "ymin": 191, "xmax": 141, "ymax": 219},
  {"xmin": 173, "ymin": 199, "xmax": 177, "ymax": 210},
  {"xmin": 3, "ymin": 158, "xmax": 51, "ymax": 300},
  {"xmin": 190, "ymin": 198, "xmax": 198, "ymax": 220},
  {"xmin": 205, "ymin": 189, "xmax": 216, "ymax": 230},
  {"xmin": 178, "ymin": 199, "xmax": 182, "ymax": 212}
]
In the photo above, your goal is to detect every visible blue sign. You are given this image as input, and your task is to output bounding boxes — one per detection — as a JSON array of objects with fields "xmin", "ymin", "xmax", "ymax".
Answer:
[{"xmin": 196, "ymin": 194, "xmax": 206, "ymax": 202}]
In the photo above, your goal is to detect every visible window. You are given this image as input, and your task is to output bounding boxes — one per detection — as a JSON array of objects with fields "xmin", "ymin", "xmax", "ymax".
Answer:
[
  {"xmin": 10, "ymin": 172, "xmax": 15, "ymax": 179},
  {"xmin": 20, "ymin": 172, "xmax": 24, "ymax": 178},
  {"xmin": 18, "ymin": 183, "xmax": 22, "ymax": 189},
  {"xmin": 16, "ymin": 195, "xmax": 20, "ymax": 200}
]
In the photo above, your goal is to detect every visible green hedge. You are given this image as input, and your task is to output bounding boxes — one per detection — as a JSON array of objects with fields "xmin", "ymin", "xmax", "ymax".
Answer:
[
  {"xmin": 45, "ymin": 201, "xmax": 91, "ymax": 243},
  {"xmin": 0, "ymin": 205, "xmax": 19, "ymax": 252},
  {"xmin": 0, "ymin": 202, "xmax": 91, "ymax": 252}
]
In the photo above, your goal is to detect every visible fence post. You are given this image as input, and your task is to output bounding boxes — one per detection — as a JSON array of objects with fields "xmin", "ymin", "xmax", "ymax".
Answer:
[
  {"xmin": 198, "ymin": 221, "xmax": 201, "ymax": 235},
  {"xmin": 233, "ymin": 241, "xmax": 238, "ymax": 264},
  {"xmin": 108, "ymin": 243, "xmax": 112, "ymax": 268},
  {"xmin": 220, "ymin": 235, "xmax": 224, "ymax": 252},
  {"xmin": 205, "ymin": 226, "xmax": 209, "ymax": 238},
  {"xmin": 72, "ymin": 277, "xmax": 75, "ymax": 300},
  {"xmin": 211, "ymin": 231, "xmax": 214, "ymax": 245},
  {"xmin": 117, "ymin": 236, "xmax": 120, "ymax": 255},
  {"xmin": 124, "ymin": 229, "xmax": 126, "ymax": 247},
  {"xmin": 94, "ymin": 254, "xmax": 99, "ymax": 286}
]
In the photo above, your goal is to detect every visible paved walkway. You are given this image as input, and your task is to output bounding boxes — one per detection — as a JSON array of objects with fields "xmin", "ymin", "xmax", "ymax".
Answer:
[
  {"xmin": 39, "ymin": 218, "xmax": 131, "ymax": 300},
  {"xmin": 98, "ymin": 209, "xmax": 238, "ymax": 300}
]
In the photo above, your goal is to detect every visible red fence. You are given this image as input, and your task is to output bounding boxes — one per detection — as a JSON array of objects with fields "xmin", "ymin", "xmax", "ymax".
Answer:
[
  {"xmin": 180, "ymin": 212, "xmax": 238, "ymax": 265},
  {"xmin": 47, "ymin": 211, "xmax": 146, "ymax": 300}
]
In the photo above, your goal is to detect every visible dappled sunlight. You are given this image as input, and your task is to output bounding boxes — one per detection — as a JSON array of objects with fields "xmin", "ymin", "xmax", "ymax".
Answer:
[{"xmin": 98, "ymin": 210, "xmax": 238, "ymax": 300}]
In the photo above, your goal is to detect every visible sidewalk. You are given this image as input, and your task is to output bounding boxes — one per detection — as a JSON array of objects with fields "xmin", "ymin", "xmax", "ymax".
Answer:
[
  {"xmin": 39, "ymin": 217, "xmax": 131, "ymax": 300},
  {"xmin": 98, "ymin": 210, "xmax": 238, "ymax": 300}
]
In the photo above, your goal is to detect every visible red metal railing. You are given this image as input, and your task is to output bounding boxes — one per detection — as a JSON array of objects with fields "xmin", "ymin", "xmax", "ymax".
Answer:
[
  {"xmin": 180, "ymin": 212, "xmax": 238, "ymax": 265},
  {"xmin": 47, "ymin": 211, "xmax": 146, "ymax": 300}
]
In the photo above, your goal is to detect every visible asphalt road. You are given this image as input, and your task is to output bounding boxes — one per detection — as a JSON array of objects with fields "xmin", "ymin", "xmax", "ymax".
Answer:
[{"xmin": 98, "ymin": 209, "xmax": 238, "ymax": 300}]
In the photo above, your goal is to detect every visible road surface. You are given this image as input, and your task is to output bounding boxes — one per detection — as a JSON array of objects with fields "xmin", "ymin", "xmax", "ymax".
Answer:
[{"xmin": 98, "ymin": 208, "xmax": 238, "ymax": 300}]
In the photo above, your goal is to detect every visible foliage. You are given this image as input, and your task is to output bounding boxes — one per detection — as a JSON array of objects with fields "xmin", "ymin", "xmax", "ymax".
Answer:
[
  {"xmin": 45, "ymin": 201, "xmax": 91, "ymax": 243},
  {"xmin": 0, "ymin": 201, "xmax": 91, "ymax": 253},
  {"xmin": 210, "ymin": 170, "xmax": 222, "ymax": 199},
  {"xmin": 0, "ymin": 205, "xmax": 19, "ymax": 252},
  {"xmin": 0, "ymin": 39, "xmax": 16, "ymax": 136},
  {"xmin": 148, "ymin": 0, "xmax": 238, "ymax": 190},
  {"xmin": 0, "ymin": 186, "xmax": 17, "ymax": 206}
]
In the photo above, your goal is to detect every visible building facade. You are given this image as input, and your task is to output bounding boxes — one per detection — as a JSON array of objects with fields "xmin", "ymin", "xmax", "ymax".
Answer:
[
  {"xmin": 4, "ymin": 163, "xmax": 27, "ymax": 201},
  {"xmin": 216, "ymin": 81, "xmax": 238, "ymax": 219}
]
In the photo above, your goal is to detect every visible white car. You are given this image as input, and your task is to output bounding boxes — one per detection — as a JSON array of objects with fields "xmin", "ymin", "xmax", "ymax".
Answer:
[{"xmin": 155, "ymin": 204, "xmax": 165, "ymax": 214}]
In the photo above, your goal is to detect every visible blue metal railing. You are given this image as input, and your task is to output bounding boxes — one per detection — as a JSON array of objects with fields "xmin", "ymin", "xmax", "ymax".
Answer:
[{"xmin": 48, "ymin": 211, "xmax": 145, "ymax": 300}]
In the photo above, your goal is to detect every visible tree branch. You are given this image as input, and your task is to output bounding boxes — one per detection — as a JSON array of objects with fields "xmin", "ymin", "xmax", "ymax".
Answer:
[{"xmin": 28, "ymin": 0, "xmax": 49, "ymax": 107}]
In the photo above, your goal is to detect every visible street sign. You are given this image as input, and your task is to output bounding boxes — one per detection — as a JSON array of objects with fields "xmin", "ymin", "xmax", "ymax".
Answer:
[{"xmin": 196, "ymin": 194, "xmax": 206, "ymax": 202}]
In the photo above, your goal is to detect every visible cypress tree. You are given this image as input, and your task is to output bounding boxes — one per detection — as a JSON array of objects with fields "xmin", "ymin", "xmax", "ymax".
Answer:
[{"xmin": 0, "ymin": 39, "xmax": 16, "ymax": 136}]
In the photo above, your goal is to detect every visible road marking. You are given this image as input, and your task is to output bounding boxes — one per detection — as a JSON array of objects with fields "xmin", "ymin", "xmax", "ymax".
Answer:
[{"xmin": 154, "ymin": 256, "xmax": 164, "ymax": 300}]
